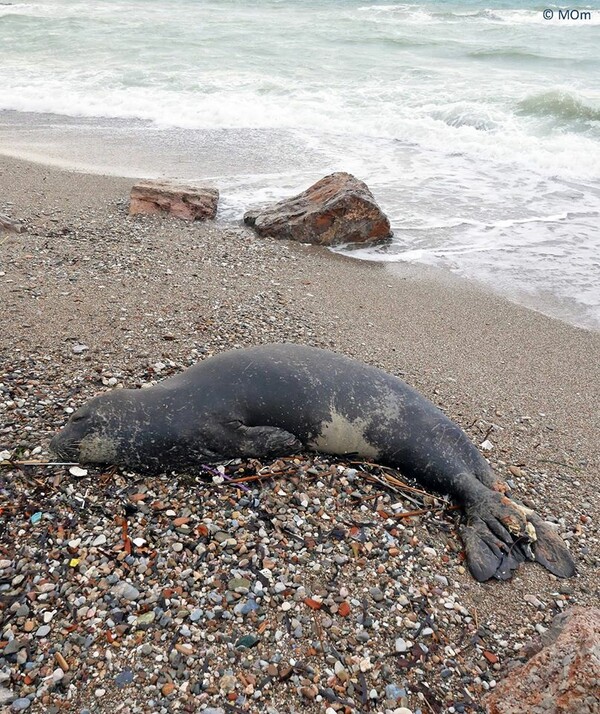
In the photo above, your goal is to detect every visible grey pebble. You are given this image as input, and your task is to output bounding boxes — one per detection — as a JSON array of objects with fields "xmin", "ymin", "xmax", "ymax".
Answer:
[
  {"xmin": 114, "ymin": 669, "xmax": 134, "ymax": 687},
  {"xmin": 3, "ymin": 640, "xmax": 24, "ymax": 655},
  {"xmin": 385, "ymin": 683, "xmax": 404, "ymax": 699},
  {"xmin": 0, "ymin": 687, "xmax": 16, "ymax": 706},
  {"xmin": 228, "ymin": 577, "xmax": 251, "ymax": 592},
  {"xmin": 111, "ymin": 582, "xmax": 140, "ymax": 601},
  {"xmin": 370, "ymin": 587, "xmax": 385, "ymax": 602},
  {"xmin": 11, "ymin": 698, "xmax": 31, "ymax": 712}
]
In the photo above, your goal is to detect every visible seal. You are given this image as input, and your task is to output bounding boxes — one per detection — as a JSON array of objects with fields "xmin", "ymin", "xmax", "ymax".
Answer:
[{"xmin": 50, "ymin": 343, "xmax": 575, "ymax": 582}]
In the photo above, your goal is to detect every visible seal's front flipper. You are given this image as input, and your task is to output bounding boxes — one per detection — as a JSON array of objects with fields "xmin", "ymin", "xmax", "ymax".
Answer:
[
  {"xmin": 526, "ymin": 512, "xmax": 576, "ymax": 578},
  {"xmin": 459, "ymin": 517, "xmax": 524, "ymax": 581},
  {"xmin": 231, "ymin": 423, "xmax": 303, "ymax": 459}
]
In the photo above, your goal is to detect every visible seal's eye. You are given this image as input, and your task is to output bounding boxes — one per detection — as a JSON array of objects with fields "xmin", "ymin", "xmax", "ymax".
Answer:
[{"xmin": 70, "ymin": 413, "xmax": 87, "ymax": 423}]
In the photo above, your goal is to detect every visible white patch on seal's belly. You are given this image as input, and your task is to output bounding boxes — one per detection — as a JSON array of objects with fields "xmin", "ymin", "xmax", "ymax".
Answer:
[{"xmin": 308, "ymin": 411, "xmax": 380, "ymax": 459}]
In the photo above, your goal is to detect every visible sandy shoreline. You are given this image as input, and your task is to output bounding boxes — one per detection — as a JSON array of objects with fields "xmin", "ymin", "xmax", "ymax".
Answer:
[
  {"xmin": 1, "ymin": 155, "xmax": 599, "ymax": 713},
  {"xmin": 2, "ymin": 111, "xmax": 599, "ymax": 335}
]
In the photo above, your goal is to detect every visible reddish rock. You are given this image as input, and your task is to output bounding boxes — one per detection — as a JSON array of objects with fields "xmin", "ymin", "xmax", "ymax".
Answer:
[
  {"xmin": 244, "ymin": 172, "xmax": 392, "ymax": 247},
  {"xmin": 485, "ymin": 607, "xmax": 600, "ymax": 714},
  {"xmin": 483, "ymin": 650, "xmax": 499, "ymax": 664},
  {"xmin": 161, "ymin": 682, "xmax": 175, "ymax": 696},
  {"xmin": 338, "ymin": 601, "xmax": 351, "ymax": 617},
  {"xmin": 129, "ymin": 180, "xmax": 219, "ymax": 221},
  {"xmin": 304, "ymin": 597, "xmax": 323, "ymax": 610}
]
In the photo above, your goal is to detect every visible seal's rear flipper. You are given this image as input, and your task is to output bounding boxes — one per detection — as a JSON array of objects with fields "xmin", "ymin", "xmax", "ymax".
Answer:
[
  {"xmin": 459, "ymin": 517, "xmax": 525, "ymax": 581},
  {"xmin": 527, "ymin": 512, "xmax": 576, "ymax": 578},
  {"xmin": 459, "ymin": 489, "xmax": 575, "ymax": 581}
]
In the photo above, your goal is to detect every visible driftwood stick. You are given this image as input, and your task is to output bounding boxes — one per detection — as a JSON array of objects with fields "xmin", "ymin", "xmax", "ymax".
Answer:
[{"xmin": 0, "ymin": 460, "xmax": 80, "ymax": 467}]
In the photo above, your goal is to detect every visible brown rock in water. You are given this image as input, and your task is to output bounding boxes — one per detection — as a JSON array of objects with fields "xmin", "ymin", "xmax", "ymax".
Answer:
[
  {"xmin": 129, "ymin": 181, "xmax": 219, "ymax": 221},
  {"xmin": 244, "ymin": 172, "xmax": 392, "ymax": 247},
  {"xmin": 485, "ymin": 607, "xmax": 600, "ymax": 714}
]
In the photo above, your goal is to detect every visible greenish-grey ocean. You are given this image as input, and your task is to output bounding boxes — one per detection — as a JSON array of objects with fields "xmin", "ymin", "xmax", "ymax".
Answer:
[{"xmin": 1, "ymin": 1, "xmax": 599, "ymax": 328}]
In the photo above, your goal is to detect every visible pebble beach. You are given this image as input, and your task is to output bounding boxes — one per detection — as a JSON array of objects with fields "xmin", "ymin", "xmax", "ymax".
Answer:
[{"xmin": 1, "ymin": 155, "xmax": 599, "ymax": 713}]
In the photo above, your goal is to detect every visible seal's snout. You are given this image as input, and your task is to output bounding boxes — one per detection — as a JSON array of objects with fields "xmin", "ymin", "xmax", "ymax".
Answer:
[
  {"xmin": 49, "ymin": 405, "xmax": 93, "ymax": 461},
  {"xmin": 49, "ymin": 428, "xmax": 78, "ymax": 461}
]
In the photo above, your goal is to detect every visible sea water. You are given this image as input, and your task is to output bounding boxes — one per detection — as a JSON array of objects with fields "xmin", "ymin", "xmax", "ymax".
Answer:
[{"xmin": 0, "ymin": 0, "xmax": 599, "ymax": 330}]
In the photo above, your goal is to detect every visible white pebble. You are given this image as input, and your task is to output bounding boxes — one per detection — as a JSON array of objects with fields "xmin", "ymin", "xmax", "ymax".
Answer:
[
  {"xmin": 69, "ymin": 466, "xmax": 88, "ymax": 477},
  {"xmin": 395, "ymin": 637, "xmax": 407, "ymax": 653}
]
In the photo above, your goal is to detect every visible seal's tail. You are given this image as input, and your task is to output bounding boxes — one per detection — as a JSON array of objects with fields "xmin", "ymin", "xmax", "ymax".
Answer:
[{"xmin": 458, "ymin": 491, "xmax": 575, "ymax": 581}]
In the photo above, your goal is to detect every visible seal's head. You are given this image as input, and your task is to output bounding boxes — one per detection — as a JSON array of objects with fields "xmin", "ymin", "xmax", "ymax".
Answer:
[
  {"xmin": 50, "ymin": 390, "xmax": 132, "ymax": 466},
  {"xmin": 50, "ymin": 388, "xmax": 219, "ymax": 472}
]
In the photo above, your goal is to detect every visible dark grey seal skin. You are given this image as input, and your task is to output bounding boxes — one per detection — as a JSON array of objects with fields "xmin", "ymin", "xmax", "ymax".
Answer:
[{"xmin": 50, "ymin": 343, "xmax": 575, "ymax": 582}]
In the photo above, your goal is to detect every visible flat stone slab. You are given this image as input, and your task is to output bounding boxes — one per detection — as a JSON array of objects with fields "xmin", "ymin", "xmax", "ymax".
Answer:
[
  {"xmin": 129, "ymin": 180, "xmax": 219, "ymax": 221},
  {"xmin": 244, "ymin": 172, "xmax": 392, "ymax": 247}
]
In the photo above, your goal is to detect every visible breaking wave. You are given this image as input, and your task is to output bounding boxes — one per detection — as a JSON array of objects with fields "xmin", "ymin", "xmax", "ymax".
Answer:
[{"xmin": 517, "ymin": 91, "xmax": 600, "ymax": 125}]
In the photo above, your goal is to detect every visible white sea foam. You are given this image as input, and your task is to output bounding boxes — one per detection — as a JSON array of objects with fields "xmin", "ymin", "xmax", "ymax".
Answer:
[{"xmin": 356, "ymin": 5, "xmax": 439, "ymax": 24}]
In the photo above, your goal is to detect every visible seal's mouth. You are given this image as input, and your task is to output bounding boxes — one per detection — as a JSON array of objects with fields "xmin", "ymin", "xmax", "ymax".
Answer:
[{"xmin": 49, "ymin": 432, "xmax": 80, "ymax": 461}]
